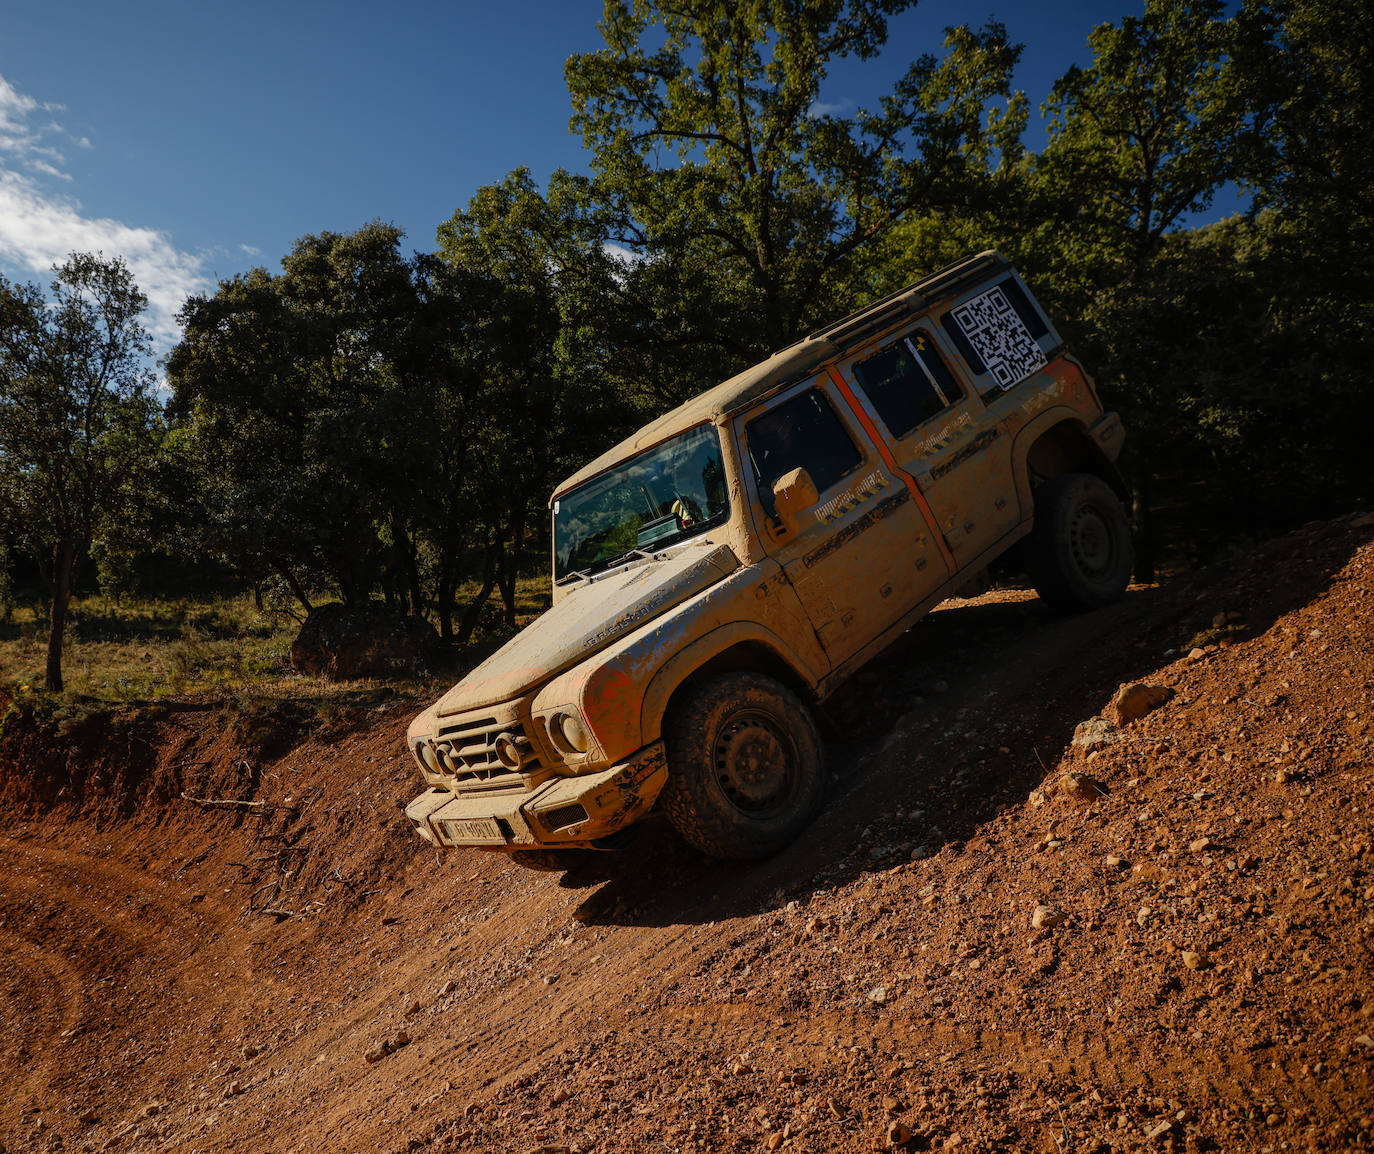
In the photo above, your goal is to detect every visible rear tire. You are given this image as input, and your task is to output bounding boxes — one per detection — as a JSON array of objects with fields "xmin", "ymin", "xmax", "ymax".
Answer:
[
  {"xmin": 661, "ymin": 672, "xmax": 825, "ymax": 860},
  {"xmin": 1029, "ymin": 473, "xmax": 1132, "ymax": 611}
]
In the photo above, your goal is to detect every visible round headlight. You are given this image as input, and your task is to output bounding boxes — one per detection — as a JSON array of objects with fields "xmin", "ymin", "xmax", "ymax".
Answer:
[
  {"xmin": 548, "ymin": 710, "xmax": 590, "ymax": 754},
  {"xmin": 493, "ymin": 731, "xmax": 524, "ymax": 770},
  {"xmin": 416, "ymin": 741, "xmax": 441, "ymax": 774}
]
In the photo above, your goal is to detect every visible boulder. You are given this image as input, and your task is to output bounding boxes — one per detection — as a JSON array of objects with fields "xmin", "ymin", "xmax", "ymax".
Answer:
[{"xmin": 291, "ymin": 602, "xmax": 439, "ymax": 680}]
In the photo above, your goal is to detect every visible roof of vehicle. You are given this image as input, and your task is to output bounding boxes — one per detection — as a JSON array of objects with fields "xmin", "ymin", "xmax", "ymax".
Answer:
[{"xmin": 551, "ymin": 249, "xmax": 1007, "ymax": 501}]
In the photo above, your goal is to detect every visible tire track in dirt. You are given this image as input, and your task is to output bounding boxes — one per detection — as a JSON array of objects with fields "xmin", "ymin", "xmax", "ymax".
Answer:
[
  {"xmin": 0, "ymin": 836, "xmax": 257, "ymax": 1124},
  {"xmin": 0, "ymin": 927, "xmax": 85, "ymax": 1101}
]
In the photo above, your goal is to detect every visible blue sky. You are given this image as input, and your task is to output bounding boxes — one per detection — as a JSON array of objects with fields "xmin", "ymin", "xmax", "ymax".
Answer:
[{"xmin": 0, "ymin": 1, "xmax": 1226, "ymax": 356}]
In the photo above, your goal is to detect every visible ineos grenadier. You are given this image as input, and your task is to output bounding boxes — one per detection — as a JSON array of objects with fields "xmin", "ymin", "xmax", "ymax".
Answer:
[{"xmin": 404, "ymin": 251, "xmax": 1130, "ymax": 862}]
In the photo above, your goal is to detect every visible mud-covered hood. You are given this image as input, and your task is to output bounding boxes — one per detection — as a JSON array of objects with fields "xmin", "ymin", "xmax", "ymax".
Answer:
[{"xmin": 435, "ymin": 542, "xmax": 740, "ymax": 714}]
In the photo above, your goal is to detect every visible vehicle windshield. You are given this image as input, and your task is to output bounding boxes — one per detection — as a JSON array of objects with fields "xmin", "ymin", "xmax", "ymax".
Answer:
[{"xmin": 553, "ymin": 424, "xmax": 730, "ymax": 582}]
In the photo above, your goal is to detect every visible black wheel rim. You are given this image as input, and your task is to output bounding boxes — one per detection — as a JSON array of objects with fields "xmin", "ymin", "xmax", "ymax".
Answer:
[
  {"xmin": 1069, "ymin": 504, "xmax": 1115, "ymax": 581},
  {"xmin": 712, "ymin": 707, "xmax": 797, "ymax": 818}
]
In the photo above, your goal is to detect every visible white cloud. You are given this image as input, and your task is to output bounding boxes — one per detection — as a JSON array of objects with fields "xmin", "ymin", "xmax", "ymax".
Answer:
[
  {"xmin": 808, "ymin": 98, "xmax": 856, "ymax": 118},
  {"xmin": 0, "ymin": 72, "xmax": 214, "ymax": 352},
  {"xmin": 601, "ymin": 240, "xmax": 643, "ymax": 267}
]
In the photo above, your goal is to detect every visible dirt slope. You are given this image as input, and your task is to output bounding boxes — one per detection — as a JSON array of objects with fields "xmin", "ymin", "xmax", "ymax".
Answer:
[{"xmin": 2, "ymin": 513, "xmax": 1372, "ymax": 1154}]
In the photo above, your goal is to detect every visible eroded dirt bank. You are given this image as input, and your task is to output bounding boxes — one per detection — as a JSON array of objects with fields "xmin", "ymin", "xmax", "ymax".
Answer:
[{"xmin": 2, "ymin": 514, "xmax": 1372, "ymax": 1154}]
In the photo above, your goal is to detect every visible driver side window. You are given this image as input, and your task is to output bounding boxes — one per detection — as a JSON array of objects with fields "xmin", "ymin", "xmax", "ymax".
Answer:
[{"xmin": 747, "ymin": 388, "xmax": 862, "ymax": 511}]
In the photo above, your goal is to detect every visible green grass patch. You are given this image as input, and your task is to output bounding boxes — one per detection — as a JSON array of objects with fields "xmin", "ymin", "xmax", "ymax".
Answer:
[{"xmin": 0, "ymin": 575, "xmax": 554, "ymax": 706}]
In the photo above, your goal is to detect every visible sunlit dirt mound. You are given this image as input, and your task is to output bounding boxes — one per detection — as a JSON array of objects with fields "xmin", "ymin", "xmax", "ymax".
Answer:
[{"xmin": 2, "ymin": 512, "xmax": 1372, "ymax": 1154}]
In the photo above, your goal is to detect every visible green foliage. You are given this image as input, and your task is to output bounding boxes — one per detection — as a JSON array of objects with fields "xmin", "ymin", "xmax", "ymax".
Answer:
[
  {"xmin": 566, "ymin": 0, "xmax": 1026, "ymax": 360},
  {"xmin": 9, "ymin": 0, "xmax": 1372, "ymax": 670},
  {"xmin": 168, "ymin": 223, "xmax": 430, "ymax": 610},
  {"xmin": 0, "ymin": 254, "xmax": 162, "ymax": 690}
]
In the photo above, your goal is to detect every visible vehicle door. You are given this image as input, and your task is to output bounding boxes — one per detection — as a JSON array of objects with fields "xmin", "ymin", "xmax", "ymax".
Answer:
[
  {"xmin": 834, "ymin": 319, "xmax": 1020, "ymax": 569},
  {"xmin": 738, "ymin": 376, "xmax": 939, "ymax": 665}
]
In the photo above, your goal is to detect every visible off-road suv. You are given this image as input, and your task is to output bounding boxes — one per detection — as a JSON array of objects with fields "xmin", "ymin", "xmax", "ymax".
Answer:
[{"xmin": 405, "ymin": 252, "xmax": 1129, "ymax": 862}]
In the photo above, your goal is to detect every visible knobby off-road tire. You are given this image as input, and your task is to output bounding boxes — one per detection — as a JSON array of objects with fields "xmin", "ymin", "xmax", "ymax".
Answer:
[
  {"xmin": 661, "ymin": 672, "xmax": 826, "ymax": 860},
  {"xmin": 1029, "ymin": 473, "xmax": 1133, "ymax": 611}
]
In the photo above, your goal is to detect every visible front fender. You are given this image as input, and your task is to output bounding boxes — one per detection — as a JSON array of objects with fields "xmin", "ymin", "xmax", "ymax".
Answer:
[
  {"xmin": 533, "ymin": 564, "xmax": 827, "ymax": 764},
  {"xmin": 638, "ymin": 621, "xmax": 827, "ymax": 747}
]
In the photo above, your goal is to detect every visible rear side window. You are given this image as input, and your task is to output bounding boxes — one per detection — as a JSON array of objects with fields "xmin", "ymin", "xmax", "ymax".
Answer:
[
  {"xmin": 941, "ymin": 277, "xmax": 1050, "ymax": 389},
  {"xmin": 747, "ymin": 388, "xmax": 862, "ymax": 504},
  {"xmin": 852, "ymin": 330, "xmax": 964, "ymax": 438}
]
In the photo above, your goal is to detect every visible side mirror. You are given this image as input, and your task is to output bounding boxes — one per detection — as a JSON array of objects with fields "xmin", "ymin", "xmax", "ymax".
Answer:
[{"xmin": 771, "ymin": 467, "xmax": 819, "ymax": 533}]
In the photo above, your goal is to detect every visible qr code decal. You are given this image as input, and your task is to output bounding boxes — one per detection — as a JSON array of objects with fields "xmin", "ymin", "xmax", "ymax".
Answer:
[{"xmin": 951, "ymin": 287, "xmax": 1047, "ymax": 388}]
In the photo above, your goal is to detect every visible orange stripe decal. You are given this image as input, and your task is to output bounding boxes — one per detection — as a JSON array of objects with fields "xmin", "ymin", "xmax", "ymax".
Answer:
[{"xmin": 825, "ymin": 363, "xmax": 957, "ymax": 576}]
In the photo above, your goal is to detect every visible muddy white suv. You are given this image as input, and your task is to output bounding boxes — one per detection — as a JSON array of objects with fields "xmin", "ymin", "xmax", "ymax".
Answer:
[{"xmin": 405, "ymin": 252, "xmax": 1129, "ymax": 862}]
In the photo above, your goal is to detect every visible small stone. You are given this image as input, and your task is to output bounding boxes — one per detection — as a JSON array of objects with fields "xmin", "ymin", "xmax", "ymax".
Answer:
[
  {"xmin": 1354, "ymin": 1034, "xmax": 1374, "ymax": 1048},
  {"xmin": 543, "ymin": 974, "xmax": 559, "ymax": 986},
  {"xmin": 882, "ymin": 1096, "xmax": 902, "ymax": 1114},
  {"xmin": 1060, "ymin": 771, "xmax": 1107, "ymax": 800},
  {"xmin": 766, "ymin": 1133, "xmax": 784, "ymax": 1151},
  {"xmin": 1145, "ymin": 1119, "xmax": 1173, "ymax": 1140},
  {"xmin": 140, "ymin": 1103, "xmax": 161, "ymax": 1118},
  {"xmin": 730, "ymin": 1059, "xmax": 752, "ymax": 1075},
  {"xmin": 438, "ymin": 979, "xmax": 457, "ymax": 996},
  {"xmin": 222, "ymin": 1081, "xmax": 243, "ymax": 1098},
  {"xmin": 1187, "ymin": 647, "xmax": 1207, "ymax": 662},
  {"xmin": 405, "ymin": 999, "xmax": 422, "ymax": 1016},
  {"xmin": 1105, "ymin": 854, "xmax": 1126, "ymax": 869},
  {"xmin": 1266, "ymin": 1113, "xmax": 1282, "ymax": 1127},
  {"xmin": 868, "ymin": 985, "xmax": 889, "ymax": 1004},
  {"xmin": 1182, "ymin": 951, "xmax": 1207, "ymax": 970},
  {"xmin": 887, "ymin": 1120, "xmax": 913, "ymax": 1146},
  {"xmin": 1032, "ymin": 904, "xmax": 1068, "ymax": 930},
  {"xmin": 1072, "ymin": 717, "xmax": 1122, "ymax": 752},
  {"xmin": 79, "ymin": 1109, "xmax": 100, "ymax": 1124},
  {"xmin": 393, "ymin": 1029, "xmax": 410, "ymax": 1047},
  {"xmin": 1112, "ymin": 683, "xmax": 1174, "ymax": 726},
  {"xmin": 828, "ymin": 1098, "xmax": 847, "ymax": 1119},
  {"xmin": 1189, "ymin": 838, "xmax": 1211, "ymax": 854},
  {"xmin": 551, "ymin": 1088, "xmax": 570, "ymax": 1104}
]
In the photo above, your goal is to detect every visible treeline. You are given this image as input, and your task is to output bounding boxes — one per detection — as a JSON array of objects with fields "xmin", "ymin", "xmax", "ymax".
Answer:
[{"xmin": 3, "ymin": 0, "xmax": 1372, "ymax": 690}]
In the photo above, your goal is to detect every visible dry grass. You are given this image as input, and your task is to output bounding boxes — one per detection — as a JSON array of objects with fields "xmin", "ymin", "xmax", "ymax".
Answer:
[{"xmin": 0, "ymin": 576, "xmax": 552, "ymax": 706}]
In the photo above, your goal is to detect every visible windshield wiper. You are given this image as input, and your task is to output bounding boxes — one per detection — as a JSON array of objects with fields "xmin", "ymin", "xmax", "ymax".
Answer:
[
  {"xmin": 555, "ymin": 567, "xmax": 593, "ymax": 586},
  {"xmin": 594, "ymin": 547, "xmax": 651, "ymax": 574}
]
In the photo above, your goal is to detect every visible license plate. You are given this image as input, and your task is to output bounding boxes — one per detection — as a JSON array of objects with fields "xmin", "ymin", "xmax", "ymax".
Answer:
[{"xmin": 441, "ymin": 817, "xmax": 506, "ymax": 845}]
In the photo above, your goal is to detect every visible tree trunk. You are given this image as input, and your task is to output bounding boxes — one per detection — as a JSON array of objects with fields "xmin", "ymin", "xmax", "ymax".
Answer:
[
  {"xmin": 455, "ymin": 542, "xmax": 500, "ymax": 644},
  {"xmin": 497, "ymin": 509, "xmax": 526, "ymax": 629},
  {"xmin": 436, "ymin": 569, "xmax": 455, "ymax": 642},
  {"xmin": 390, "ymin": 509, "xmax": 425, "ymax": 619},
  {"xmin": 273, "ymin": 559, "xmax": 313, "ymax": 614},
  {"xmin": 44, "ymin": 540, "xmax": 77, "ymax": 693}
]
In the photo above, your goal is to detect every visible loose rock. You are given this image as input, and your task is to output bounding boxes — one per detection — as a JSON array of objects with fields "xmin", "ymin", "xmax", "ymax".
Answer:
[
  {"xmin": 1072, "ymin": 717, "xmax": 1122, "ymax": 752},
  {"xmin": 1059, "ymin": 771, "xmax": 1108, "ymax": 800},
  {"xmin": 1112, "ymin": 683, "xmax": 1175, "ymax": 726},
  {"xmin": 1032, "ymin": 905, "xmax": 1068, "ymax": 930}
]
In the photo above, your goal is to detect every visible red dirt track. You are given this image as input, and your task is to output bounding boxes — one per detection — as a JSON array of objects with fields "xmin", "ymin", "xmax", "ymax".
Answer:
[{"xmin": 2, "ymin": 514, "xmax": 1373, "ymax": 1154}]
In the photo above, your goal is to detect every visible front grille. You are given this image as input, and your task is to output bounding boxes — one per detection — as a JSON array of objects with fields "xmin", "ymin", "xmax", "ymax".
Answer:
[{"xmin": 435, "ymin": 712, "xmax": 543, "ymax": 786}]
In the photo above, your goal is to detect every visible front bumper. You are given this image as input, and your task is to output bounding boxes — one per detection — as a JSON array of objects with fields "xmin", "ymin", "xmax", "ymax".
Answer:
[{"xmin": 405, "ymin": 741, "xmax": 668, "ymax": 850}]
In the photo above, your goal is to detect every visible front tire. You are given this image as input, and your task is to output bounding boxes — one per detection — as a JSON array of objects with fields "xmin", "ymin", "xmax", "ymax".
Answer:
[
  {"xmin": 661, "ymin": 672, "xmax": 825, "ymax": 860},
  {"xmin": 1029, "ymin": 473, "xmax": 1133, "ymax": 610}
]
